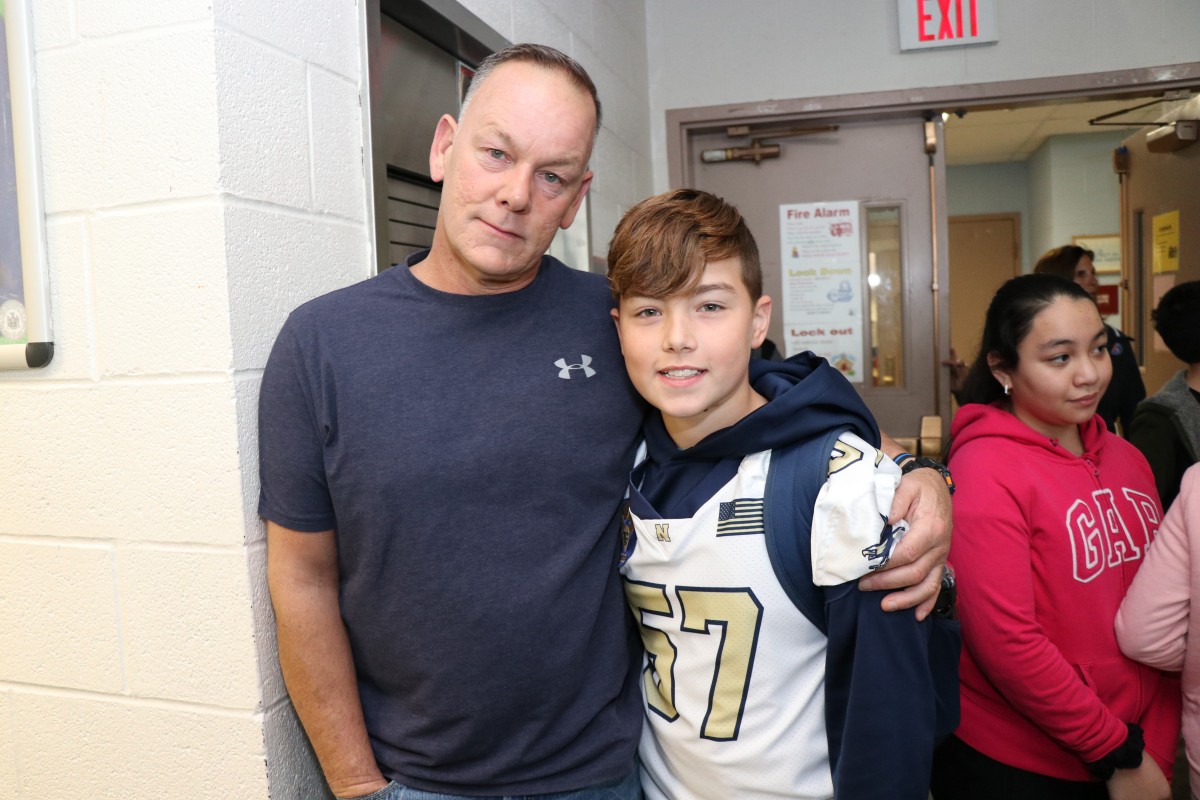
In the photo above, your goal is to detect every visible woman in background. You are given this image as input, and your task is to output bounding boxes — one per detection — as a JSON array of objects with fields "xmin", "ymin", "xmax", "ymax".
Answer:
[{"xmin": 931, "ymin": 273, "xmax": 1179, "ymax": 799}]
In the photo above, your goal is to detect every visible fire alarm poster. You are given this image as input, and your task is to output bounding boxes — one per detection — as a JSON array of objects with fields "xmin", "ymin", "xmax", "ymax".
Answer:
[{"xmin": 778, "ymin": 201, "xmax": 864, "ymax": 382}]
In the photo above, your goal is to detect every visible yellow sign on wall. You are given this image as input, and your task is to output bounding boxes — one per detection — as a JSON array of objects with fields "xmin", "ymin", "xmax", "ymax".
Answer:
[{"xmin": 1153, "ymin": 210, "xmax": 1180, "ymax": 274}]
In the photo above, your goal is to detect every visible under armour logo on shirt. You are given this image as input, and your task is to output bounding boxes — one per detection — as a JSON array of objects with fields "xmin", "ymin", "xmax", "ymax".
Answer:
[{"xmin": 556, "ymin": 355, "xmax": 596, "ymax": 379}]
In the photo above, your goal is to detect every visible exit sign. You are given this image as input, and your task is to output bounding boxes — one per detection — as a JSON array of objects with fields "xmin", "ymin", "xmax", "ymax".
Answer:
[{"xmin": 898, "ymin": 0, "xmax": 998, "ymax": 51}]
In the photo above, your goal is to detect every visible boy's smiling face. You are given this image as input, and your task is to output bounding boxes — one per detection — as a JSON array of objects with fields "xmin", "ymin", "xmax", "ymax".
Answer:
[{"xmin": 613, "ymin": 256, "xmax": 772, "ymax": 449}]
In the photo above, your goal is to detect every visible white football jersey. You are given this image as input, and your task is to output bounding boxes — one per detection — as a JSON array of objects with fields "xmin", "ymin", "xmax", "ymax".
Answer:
[{"xmin": 619, "ymin": 435, "xmax": 901, "ymax": 800}]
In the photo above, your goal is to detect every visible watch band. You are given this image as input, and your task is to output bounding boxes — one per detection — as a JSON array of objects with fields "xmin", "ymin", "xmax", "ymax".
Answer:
[{"xmin": 899, "ymin": 455, "xmax": 956, "ymax": 495}]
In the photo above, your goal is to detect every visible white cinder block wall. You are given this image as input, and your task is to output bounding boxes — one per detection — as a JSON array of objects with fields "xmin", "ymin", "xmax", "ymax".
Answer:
[
  {"xmin": 1, "ymin": 0, "xmax": 368, "ymax": 797},
  {"xmin": 1, "ymin": 1, "xmax": 650, "ymax": 798}
]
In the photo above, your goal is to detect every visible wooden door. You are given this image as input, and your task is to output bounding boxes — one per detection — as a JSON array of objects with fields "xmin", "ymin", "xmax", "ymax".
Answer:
[{"xmin": 947, "ymin": 214, "xmax": 1021, "ymax": 372}]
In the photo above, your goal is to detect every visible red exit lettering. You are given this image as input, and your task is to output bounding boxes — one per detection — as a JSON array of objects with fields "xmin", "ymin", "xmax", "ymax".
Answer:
[{"xmin": 917, "ymin": 0, "xmax": 980, "ymax": 41}]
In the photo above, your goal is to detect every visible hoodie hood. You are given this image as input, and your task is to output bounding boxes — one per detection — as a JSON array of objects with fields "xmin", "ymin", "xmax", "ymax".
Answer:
[
  {"xmin": 637, "ymin": 353, "xmax": 879, "ymax": 518},
  {"xmin": 948, "ymin": 402, "xmax": 1111, "ymax": 464}
]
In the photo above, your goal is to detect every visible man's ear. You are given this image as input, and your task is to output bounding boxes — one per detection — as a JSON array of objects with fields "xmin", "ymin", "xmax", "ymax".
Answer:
[
  {"xmin": 558, "ymin": 170, "xmax": 593, "ymax": 230},
  {"xmin": 429, "ymin": 114, "xmax": 457, "ymax": 183},
  {"xmin": 751, "ymin": 295, "xmax": 772, "ymax": 348}
]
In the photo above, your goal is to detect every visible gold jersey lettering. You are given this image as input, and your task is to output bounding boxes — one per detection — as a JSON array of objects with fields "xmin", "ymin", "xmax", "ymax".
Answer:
[{"xmin": 828, "ymin": 440, "xmax": 865, "ymax": 477}]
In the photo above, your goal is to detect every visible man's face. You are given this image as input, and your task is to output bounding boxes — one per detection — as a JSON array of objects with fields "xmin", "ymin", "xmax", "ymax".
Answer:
[{"xmin": 423, "ymin": 61, "xmax": 595, "ymax": 294}]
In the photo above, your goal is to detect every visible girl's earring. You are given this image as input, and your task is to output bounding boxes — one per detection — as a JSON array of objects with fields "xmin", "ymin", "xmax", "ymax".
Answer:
[{"xmin": 1003, "ymin": 384, "xmax": 1012, "ymax": 396}]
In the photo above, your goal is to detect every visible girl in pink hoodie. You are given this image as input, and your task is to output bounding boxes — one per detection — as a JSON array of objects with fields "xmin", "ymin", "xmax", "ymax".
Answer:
[
  {"xmin": 1117, "ymin": 463, "xmax": 1200, "ymax": 798},
  {"xmin": 931, "ymin": 274, "xmax": 1180, "ymax": 800}
]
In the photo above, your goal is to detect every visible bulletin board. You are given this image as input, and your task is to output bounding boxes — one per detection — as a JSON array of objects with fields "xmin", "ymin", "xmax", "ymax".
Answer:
[
  {"xmin": 778, "ymin": 200, "xmax": 864, "ymax": 382},
  {"xmin": 1073, "ymin": 234, "xmax": 1121, "ymax": 325},
  {"xmin": 1, "ymin": 0, "xmax": 53, "ymax": 370},
  {"xmin": 1072, "ymin": 234, "xmax": 1121, "ymax": 275}
]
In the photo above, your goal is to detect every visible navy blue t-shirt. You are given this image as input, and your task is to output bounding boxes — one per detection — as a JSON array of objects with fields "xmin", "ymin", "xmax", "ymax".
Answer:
[{"xmin": 258, "ymin": 253, "xmax": 646, "ymax": 794}]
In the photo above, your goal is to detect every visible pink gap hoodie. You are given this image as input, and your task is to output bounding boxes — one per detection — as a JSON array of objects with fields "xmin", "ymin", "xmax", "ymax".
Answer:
[{"xmin": 948, "ymin": 403, "xmax": 1179, "ymax": 782}]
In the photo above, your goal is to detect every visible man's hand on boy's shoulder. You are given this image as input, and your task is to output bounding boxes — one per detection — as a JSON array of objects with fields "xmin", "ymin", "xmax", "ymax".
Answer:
[{"xmin": 858, "ymin": 461, "xmax": 953, "ymax": 620}]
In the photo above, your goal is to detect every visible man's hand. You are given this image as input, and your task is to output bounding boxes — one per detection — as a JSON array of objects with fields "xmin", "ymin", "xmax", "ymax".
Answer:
[
  {"xmin": 1106, "ymin": 753, "xmax": 1170, "ymax": 800},
  {"xmin": 859, "ymin": 460, "xmax": 952, "ymax": 619}
]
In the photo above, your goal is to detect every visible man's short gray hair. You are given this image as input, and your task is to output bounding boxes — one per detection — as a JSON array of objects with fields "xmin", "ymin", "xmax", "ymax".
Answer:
[{"xmin": 460, "ymin": 43, "xmax": 602, "ymax": 139}]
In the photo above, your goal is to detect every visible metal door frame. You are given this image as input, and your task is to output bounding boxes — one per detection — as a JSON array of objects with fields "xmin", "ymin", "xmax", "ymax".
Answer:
[
  {"xmin": 362, "ymin": 0, "xmax": 508, "ymax": 273},
  {"xmin": 666, "ymin": 62, "xmax": 1200, "ymax": 186}
]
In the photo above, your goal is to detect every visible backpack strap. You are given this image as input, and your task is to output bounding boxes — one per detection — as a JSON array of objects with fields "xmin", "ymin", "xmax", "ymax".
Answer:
[
  {"xmin": 763, "ymin": 425, "xmax": 851, "ymax": 635},
  {"xmin": 765, "ymin": 424, "xmax": 962, "ymax": 745}
]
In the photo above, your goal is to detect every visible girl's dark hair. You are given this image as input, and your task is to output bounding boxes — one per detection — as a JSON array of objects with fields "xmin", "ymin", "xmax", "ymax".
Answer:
[
  {"xmin": 958, "ymin": 273, "xmax": 1096, "ymax": 405},
  {"xmin": 1152, "ymin": 279, "xmax": 1200, "ymax": 364}
]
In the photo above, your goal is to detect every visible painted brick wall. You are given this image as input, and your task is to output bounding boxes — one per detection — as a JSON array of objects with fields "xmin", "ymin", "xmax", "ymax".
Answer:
[
  {"xmin": 1027, "ymin": 130, "xmax": 1127, "ymax": 260},
  {"xmin": 0, "ymin": 0, "xmax": 369, "ymax": 797},
  {"xmin": 2, "ymin": 0, "xmax": 651, "ymax": 797}
]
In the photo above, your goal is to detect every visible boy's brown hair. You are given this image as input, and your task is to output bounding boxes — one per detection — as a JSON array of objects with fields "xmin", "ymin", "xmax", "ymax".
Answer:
[{"xmin": 607, "ymin": 188, "xmax": 762, "ymax": 301}]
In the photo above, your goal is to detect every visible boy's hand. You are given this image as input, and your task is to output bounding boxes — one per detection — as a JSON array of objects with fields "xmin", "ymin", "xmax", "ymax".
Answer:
[{"xmin": 858, "ymin": 465, "xmax": 952, "ymax": 619}]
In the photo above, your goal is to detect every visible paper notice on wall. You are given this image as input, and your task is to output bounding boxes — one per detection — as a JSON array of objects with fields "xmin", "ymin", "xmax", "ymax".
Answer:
[
  {"xmin": 1153, "ymin": 210, "xmax": 1180, "ymax": 274},
  {"xmin": 779, "ymin": 201, "xmax": 864, "ymax": 382}
]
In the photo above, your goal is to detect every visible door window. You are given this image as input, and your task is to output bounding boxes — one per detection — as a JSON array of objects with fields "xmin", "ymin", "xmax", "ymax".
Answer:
[{"xmin": 866, "ymin": 206, "xmax": 905, "ymax": 388}]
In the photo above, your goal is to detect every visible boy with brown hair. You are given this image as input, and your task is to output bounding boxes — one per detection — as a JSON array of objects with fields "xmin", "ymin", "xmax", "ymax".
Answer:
[{"xmin": 607, "ymin": 188, "xmax": 958, "ymax": 800}]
